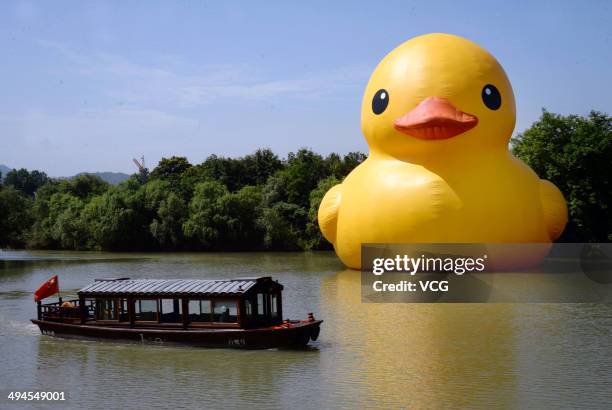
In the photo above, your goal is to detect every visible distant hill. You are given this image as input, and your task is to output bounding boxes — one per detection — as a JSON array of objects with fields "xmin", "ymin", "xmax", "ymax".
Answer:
[
  {"xmin": 0, "ymin": 164, "xmax": 130, "ymax": 185},
  {"xmin": 75, "ymin": 172, "xmax": 131, "ymax": 185}
]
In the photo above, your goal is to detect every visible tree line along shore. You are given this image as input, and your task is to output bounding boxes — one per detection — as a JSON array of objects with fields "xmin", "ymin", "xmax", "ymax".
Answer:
[{"xmin": 0, "ymin": 110, "xmax": 610, "ymax": 251}]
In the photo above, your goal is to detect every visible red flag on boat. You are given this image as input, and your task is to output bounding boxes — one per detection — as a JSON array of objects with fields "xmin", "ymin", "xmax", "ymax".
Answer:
[{"xmin": 34, "ymin": 275, "xmax": 59, "ymax": 302}]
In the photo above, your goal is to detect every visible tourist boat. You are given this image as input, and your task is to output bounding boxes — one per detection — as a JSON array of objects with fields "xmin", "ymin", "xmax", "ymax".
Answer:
[{"xmin": 31, "ymin": 277, "xmax": 322, "ymax": 349}]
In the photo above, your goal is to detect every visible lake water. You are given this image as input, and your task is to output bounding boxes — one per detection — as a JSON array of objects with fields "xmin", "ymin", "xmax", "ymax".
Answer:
[{"xmin": 1, "ymin": 250, "xmax": 611, "ymax": 409}]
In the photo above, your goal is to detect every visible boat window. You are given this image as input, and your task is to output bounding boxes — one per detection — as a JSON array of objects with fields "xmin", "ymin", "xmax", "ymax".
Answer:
[
  {"xmin": 134, "ymin": 299, "xmax": 158, "ymax": 321},
  {"xmin": 212, "ymin": 299, "xmax": 238, "ymax": 323},
  {"xmin": 271, "ymin": 294, "xmax": 278, "ymax": 318},
  {"xmin": 160, "ymin": 298, "xmax": 182, "ymax": 323},
  {"xmin": 245, "ymin": 299, "xmax": 252, "ymax": 316},
  {"xmin": 188, "ymin": 299, "xmax": 212, "ymax": 322},
  {"xmin": 119, "ymin": 299, "xmax": 129, "ymax": 322},
  {"xmin": 96, "ymin": 299, "xmax": 117, "ymax": 320},
  {"xmin": 257, "ymin": 293, "xmax": 266, "ymax": 316},
  {"xmin": 84, "ymin": 299, "xmax": 96, "ymax": 319}
]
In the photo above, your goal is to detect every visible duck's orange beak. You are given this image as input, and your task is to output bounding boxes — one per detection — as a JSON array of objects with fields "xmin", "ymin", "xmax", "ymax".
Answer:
[{"xmin": 394, "ymin": 97, "xmax": 478, "ymax": 140}]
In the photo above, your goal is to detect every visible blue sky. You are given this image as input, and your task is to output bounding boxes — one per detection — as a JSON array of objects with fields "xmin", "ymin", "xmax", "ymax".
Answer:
[{"xmin": 1, "ymin": 1, "xmax": 610, "ymax": 176}]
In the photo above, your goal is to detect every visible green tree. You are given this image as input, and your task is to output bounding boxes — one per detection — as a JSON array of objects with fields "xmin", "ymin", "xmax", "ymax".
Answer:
[
  {"xmin": 150, "ymin": 156, "xmax": 192, "ymax": 180},
  {"xmin": 217, "ymin": 185, "xmax": 263, "ymax": 249},
  {"xmin": 150, "ymin": 192, "xmax": 187, "ymax": 249},
  {"xmin": 197, "ymin": 155, "xmax": 247, "ymax": 191},
  {"xmin": 257, "ymin": 172, "xmax": 307, "ymax": 250},
  {"xmin": 27, "ymin": 177, "xmax": 109, "ymax": 249},
  {"xmin": 3, "ymin": 168, "xmax": 49, "ymax": 197},
  {"xmin": 61, "ymin": 174, "xmax": 109, "ymax": 199},
  {"xmin": 143, "ymin": 179, "xmax": 173, "ymax": 212},
  {"xmin": 242, "ymin": 148, "xmax": 283, "ymax": 186},
  {"xmin": 0, "ymin": 187, "xmax": 33, "ymax": 247},
  {"xmin": 179, "ymin": 165, "xmax": 212, "ymax": 198},
  {"xmin": 284, "ymin": 149, "xmax": 329, "ymax": 208},
  {"xmin": 512, "ymin": 110, "xmax": 612, "ymax": 241},
  {"xmin": 258, "ymin": 202, "xmax": 307, "ymax": 250},
  {"xmin": 340, "ymin": 152, "xmax": 367, "ymax": 177},
  {"xmin": 193, "ymin": 149, "xmax": 283, "ymax": 191},
  {"xmin": 304, "ymin": 176, "xmax": 340, "ymax": 250},
  {"xmin": 81, "ymin": 187, "xmax": 149, "ymax": 250},
  {"xmin": 183, "ymin": 181, "xmax": 229, "ymax": 248},
  {"xmin": 27, "ymin": 192, "xmax": 86, "ymax": 249},
  {"xmin": 49, "ymin": 193, "xmax": 88, "ymax": 249},
  {"xmin": 28, "ymin": 182, "xmax": 61, "ymax": 248},
  {"xmin": 324, "ymin": 152, "xmax": 367, "ymax": 179}
]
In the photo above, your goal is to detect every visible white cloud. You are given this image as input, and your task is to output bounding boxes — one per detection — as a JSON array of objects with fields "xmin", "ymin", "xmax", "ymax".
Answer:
[{"xmin": 36, "ymin": 40, "xmax": 368, "ymax": 108}]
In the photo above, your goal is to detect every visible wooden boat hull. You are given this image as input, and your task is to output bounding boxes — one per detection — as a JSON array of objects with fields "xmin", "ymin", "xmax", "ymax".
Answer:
[{"xmin": 31, "ymin": 319, "xmax": 322, "ymax": 349}]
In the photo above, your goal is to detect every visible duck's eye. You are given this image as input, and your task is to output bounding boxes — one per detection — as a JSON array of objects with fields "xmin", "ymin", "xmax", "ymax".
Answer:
[
  {"xmin": 372, "ymin": 89, "xmax": 389, "ymax": 115},
  {"xmin": 482, "ymin": 84, "xmax": 501, "ymax": 110}
]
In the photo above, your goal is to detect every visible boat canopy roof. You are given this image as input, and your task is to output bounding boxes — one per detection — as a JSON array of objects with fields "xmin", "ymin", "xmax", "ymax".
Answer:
[{"xmin": 78, "ymin": 277, "xmax": 282, "ymax": 298}]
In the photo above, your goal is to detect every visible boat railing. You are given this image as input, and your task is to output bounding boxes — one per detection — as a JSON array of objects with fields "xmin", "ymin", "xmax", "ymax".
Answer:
[{"xmin": 38, "ymin": 298, "xmax": 94, "ymax": 322}]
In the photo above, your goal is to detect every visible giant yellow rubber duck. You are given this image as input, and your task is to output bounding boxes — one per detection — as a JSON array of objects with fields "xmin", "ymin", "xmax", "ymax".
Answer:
[{"xmin": 318, "ymin": 33, "xmax": 568, "ymax": 270}]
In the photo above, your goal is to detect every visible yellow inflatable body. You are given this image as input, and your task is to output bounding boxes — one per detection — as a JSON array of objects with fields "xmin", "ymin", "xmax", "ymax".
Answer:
[{"xmin": 318, "ymin": 33, "xmax": 568, "ymax": 270}]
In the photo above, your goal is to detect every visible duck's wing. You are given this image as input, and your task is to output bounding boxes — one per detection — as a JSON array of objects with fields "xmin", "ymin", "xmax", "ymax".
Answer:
[
  {"xmin": 539, "ymin": 179, "xmax": 568, "ymax": 241},
  {"xmin": 318, "ymin": 184, "xmax": 342, "ymax": 244}
]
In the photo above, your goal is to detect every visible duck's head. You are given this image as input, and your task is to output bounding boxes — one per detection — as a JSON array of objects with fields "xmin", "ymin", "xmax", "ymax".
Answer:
[{"xmin": 361, "ymin": 33, "xmax": 516, "ymax": 162}]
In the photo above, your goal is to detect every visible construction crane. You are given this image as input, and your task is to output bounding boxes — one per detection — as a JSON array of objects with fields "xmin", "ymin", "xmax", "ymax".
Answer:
[
  {"xmin": 132, "ymin": 155, "xmax": 148, "ymax": 184},
  {"xmin": 132, "ymin": 156, "xmax": 146, "ymax": 172}
]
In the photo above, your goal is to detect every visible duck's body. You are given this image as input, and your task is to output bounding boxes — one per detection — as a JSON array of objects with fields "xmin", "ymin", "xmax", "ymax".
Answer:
[
  {"xmin": 318, "ymin": 33, "xmax": 567, "ymax": 270},
  {"xmin": 322, "ymin": 152, "xmax": 566, "ymax": 269}
]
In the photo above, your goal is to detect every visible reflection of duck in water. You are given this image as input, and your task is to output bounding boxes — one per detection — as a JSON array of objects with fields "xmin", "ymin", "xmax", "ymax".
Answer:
[
  {"xmin": 318, "ymin": 33, "xmax": 567, "ymax": 270},
  {"xmin": 319, "ymin": 269, "xmax": 518, "ymax": 407}
]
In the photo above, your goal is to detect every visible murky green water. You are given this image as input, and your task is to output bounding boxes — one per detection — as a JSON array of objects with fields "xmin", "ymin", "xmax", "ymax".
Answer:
[{"xmin": 1, "ymin": 250, "xmax": 611, "ymax": 409}]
